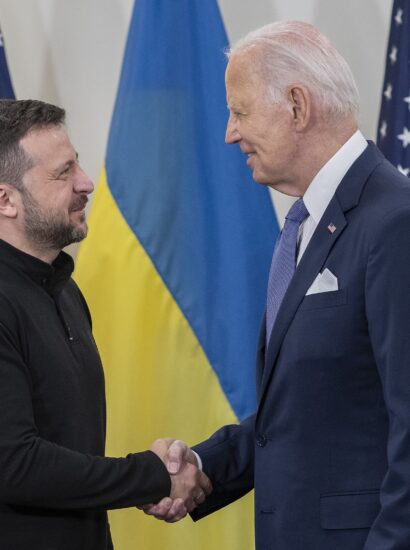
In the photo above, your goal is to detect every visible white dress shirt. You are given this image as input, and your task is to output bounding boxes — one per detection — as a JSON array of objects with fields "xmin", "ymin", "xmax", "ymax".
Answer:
[{"xmin": 297, "ymin": 130, "xmax": 368, "ymax": 263}]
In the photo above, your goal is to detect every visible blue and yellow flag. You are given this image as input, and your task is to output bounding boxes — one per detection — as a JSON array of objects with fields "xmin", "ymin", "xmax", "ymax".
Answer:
[
  {"xmin": 75, "ymin": 1, "xmax": 277, "ymax": 548},
  {"xmin": 0, "ymin": 27, "xmax": 14, "ymax": 98}
]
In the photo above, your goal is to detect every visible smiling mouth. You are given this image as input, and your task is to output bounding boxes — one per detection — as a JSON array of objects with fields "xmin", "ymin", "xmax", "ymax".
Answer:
[{"xmin": 70, "ymin": 198, "xmax": 88, "ymax": 213}]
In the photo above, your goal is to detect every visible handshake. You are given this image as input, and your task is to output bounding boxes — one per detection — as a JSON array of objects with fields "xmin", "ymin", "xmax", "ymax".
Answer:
[{"xmin": 140, "ymin": 438, "xmax": 212, "ymax": 522}]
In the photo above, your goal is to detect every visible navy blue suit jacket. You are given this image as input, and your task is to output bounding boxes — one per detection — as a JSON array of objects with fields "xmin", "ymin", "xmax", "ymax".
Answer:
[{"xmin": 192, "ymin": 143, "xmax": 410, "ymax": 549}]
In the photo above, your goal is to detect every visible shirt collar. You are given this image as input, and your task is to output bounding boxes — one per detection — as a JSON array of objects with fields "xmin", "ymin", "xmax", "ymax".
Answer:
[
  {"xmin": 0, "ymin": 239, "xmax": 74, "ymax": 295},
  {"xmin": 303, "ymin": 130, "xmax": 368, "ymax": 224}
]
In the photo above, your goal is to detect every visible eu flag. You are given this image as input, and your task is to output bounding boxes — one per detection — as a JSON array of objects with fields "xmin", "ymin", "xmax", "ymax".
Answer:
[
  {"xmin": 377, "ymin": 0, "xmax": 410, "ymax": 176},
  {"xmin": 0, "ymin": 27, "xmax": 14, "ymax": 99},
  {"xmin": 75, "ymin": 1, "xmax": 278, "ymax": 548}
]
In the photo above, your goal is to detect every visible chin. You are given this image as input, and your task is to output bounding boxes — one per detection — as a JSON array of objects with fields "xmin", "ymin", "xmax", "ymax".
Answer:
[
  {"xmin": 78, "ymin": 223, "xmax": 88, "ymax": 239},
  {"xmin": 70, "ymin": 221, "xmax": 88, "ymax": 242},
  {"xmin": 252, "ymin": 171, "xmax": 271, "ymax": 186},
  {"xmin": 70, "ymin": 229, "xmax": 88, "ymax": 245}
]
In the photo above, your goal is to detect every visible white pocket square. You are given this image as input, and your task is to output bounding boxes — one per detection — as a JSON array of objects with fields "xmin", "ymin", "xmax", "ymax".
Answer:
[{"xmin": 306, "ymin": 268, "xmax": 338, "ymax": 295}]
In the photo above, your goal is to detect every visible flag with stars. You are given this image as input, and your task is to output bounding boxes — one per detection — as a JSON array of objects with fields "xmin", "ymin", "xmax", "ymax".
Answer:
[
  {"xmin": 0, "ymin": 27, "xmax": 14, "ymax": 98},
  {"xmin": 377, "ymin": 0, "xmax": 410, "ymax": 176}
]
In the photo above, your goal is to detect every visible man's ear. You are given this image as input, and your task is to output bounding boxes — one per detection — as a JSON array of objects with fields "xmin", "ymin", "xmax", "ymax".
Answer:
[
  {"xmin": 288, "ymin": 84, "xmax": 311, "ymax": 131},
  {"xmin": 0, "ymin": 183, "xmax": 18, "ymax": 219}
]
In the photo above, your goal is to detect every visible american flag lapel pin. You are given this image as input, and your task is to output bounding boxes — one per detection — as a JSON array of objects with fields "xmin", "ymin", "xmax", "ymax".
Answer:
[{"xmin": 327, "ymin": 223, "xmax": 337, "ymax": 234}]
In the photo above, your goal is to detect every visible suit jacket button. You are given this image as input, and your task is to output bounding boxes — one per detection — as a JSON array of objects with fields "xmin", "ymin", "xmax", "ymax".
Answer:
[{"xmin": 256, "ymin": 434, "xmax": 267, "ymax": 447}]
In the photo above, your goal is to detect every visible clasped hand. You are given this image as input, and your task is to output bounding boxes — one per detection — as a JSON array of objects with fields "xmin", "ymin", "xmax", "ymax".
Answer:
[{"xmin": 139, "ymin": 438, "xmax": 212, "ymax": 522}]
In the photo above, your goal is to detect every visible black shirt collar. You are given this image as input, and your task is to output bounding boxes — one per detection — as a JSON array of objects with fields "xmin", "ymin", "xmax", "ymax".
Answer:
[{"xmin": 0, "ymin": 239, "xmax": 74, "ymax": 295}]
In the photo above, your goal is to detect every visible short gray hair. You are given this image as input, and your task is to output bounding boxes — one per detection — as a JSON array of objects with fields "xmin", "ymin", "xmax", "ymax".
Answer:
[{"xmin": 228, "ymin": 21, "xmax": 360, "ymax": 121}]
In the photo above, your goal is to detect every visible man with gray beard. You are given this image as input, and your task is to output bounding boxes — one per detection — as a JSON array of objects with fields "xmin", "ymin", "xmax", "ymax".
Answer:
[{"xmin": 0, "ymin": 99, "xmax": 211, "ymax": 550}]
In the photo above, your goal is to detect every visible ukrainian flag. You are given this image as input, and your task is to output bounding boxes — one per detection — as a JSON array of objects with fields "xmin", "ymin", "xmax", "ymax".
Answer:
[{"xmin": 74, "ymin": 1, "xmax": 278, "ymax": 548}]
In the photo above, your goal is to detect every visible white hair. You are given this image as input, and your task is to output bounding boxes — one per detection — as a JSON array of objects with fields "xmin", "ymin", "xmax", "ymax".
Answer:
[{"xmin": 228, "ymin": 21, "xmax": 360, "ymax": 121}]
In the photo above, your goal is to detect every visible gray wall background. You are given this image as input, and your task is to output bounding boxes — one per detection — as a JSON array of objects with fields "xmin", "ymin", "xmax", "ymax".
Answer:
[{"xmin": 0, "ymin": 0, "xmax": 393, "ymax": 227}]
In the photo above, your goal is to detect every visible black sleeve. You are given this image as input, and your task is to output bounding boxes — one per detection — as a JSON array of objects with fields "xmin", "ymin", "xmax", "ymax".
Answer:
[{"xmin": 0, "ymin": 319, "xmax": 171, "ymax": 511}]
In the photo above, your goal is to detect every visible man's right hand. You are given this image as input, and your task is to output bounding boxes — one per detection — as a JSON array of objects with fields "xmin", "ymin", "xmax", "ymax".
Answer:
[
  {"xmin": 165, "ymin": 439, "xmax": 199, "ymax": 473},
  {"xmin": 140, "ymin": 439, "xmax": 211, "ymax": 522}
]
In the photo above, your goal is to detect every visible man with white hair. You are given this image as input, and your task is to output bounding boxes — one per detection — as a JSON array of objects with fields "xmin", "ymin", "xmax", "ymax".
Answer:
[{"xmin": 146, "ymin": 21, "xmax": 410, "ymax": 549}]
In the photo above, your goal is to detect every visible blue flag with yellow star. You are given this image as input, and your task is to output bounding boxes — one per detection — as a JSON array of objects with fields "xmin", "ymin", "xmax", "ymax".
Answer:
[
  {"xmin": 0, "ymin": 27, "xmax": 14, "ymax": 99},
  {"xmin": 377, "ymin": 0, "xmax": 410, "ymax": 176}
]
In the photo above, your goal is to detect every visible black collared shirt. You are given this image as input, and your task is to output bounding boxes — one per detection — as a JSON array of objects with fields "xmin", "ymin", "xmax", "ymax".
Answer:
[{"xmin": 0, "ymin": 240, "xmax": 170, "ymax": 550}]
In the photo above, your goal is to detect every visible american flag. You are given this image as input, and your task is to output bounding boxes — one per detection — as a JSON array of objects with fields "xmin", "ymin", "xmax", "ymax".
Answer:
[
  {"xmin": 0, "ymin": 26, "xmax": 14, "ymax": 98},
  {"xmin": 377, "ymin": 0, "xmax": 410, "ymax": 176}
]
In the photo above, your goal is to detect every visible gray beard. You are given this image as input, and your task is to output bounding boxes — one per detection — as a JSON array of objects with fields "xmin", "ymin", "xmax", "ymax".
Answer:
[{"xmin": 21, "ymin": 188, "xmax": 87, "ymax": 251}]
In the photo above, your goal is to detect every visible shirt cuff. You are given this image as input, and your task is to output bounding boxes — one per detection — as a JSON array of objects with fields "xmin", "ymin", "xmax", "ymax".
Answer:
[{"xmin": 192, "ymin": 450, "xmax": 203, "ymax": 471}]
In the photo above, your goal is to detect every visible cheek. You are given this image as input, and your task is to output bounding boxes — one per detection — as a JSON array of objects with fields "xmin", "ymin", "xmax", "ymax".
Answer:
[
  {"xmin": 57, "ymin": 192, "xmax": 73, "ymax": 208},
  {"xmin": 259, "ymin": 134, "xmax": 286, "ymax": 161},
  {"xmin": 270, "ymin": 126, "xmax": 295, "ymax": 155}
]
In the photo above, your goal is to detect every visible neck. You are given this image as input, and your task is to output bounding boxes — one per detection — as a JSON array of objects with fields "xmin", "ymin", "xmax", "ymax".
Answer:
[
  {"xmin": 0, "ymin": 231, "xmax": 60, "ymax": 264},
  {"xmin": 294, "ymin": 119, "xmax": 359, "ymax": 196}
]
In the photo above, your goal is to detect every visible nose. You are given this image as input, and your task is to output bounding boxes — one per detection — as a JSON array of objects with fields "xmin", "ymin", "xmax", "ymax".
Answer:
[
  {"xmin": 225, "ymin": 114, "xmax": 241, "ymax": 144},
  {"xmin": 74, "ymin": 166, "xmax": 94, "ymax": 195}
]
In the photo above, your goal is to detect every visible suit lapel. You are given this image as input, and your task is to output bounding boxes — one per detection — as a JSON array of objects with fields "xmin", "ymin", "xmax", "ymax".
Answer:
[
  {"xmin": 260, "ymin": 198, "xmax": 347, "ymax": 395},
  {"xmin": 258, "ymin": 142, "xmax": 384, "ymax": 408}
]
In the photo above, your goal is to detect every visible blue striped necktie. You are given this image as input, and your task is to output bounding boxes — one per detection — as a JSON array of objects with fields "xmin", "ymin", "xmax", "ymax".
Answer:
[{"xmin": 266, "ymin": 198, "xmax": 309, "ymax": 344}]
